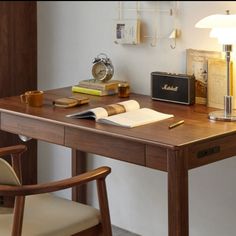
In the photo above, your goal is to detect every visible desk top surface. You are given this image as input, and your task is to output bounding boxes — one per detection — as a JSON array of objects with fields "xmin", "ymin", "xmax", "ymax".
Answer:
[{"xmin": 0, "ymin": 87, "xmax": 236, "ymax": 149}]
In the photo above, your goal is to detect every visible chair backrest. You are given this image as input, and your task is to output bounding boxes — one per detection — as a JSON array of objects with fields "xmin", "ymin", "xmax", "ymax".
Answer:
[{"xmin": 0, "ymin": 158, "xmax": 21, "ymax": 186}]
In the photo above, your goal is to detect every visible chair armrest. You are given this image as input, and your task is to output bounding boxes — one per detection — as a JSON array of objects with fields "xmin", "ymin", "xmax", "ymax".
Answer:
[
  {"xmin": 0, "ymin": 145, "xmax": 27, "ymax": 157},
  {"xmin": 0, "ymin": 166, "xmax": 111, "ymax": 196}
]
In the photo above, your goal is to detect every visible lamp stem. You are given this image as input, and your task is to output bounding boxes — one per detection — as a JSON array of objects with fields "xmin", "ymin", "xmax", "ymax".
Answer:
[{"xmin": 223, "ymin": 44, "xmax": 233, "ymax": 115}]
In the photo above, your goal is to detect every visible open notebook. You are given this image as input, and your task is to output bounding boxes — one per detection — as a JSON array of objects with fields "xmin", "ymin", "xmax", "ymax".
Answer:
[{"xmin": 66, "ymin": 100, "xmax": 174, "ymax": 128}]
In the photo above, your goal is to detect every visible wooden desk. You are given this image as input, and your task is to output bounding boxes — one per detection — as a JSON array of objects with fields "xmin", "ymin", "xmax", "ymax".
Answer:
[{"xmin": 1, "ymin": 87, "xmax": 236, "ymax": 236}]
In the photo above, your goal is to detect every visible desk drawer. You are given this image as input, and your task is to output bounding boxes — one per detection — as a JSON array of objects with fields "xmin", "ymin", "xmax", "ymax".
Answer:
[
  {"xmin": 65, "ymin": 127, "xmax": 145, "ymax": 166},
  {"xmin": 1, "ymin": 113, "xmax": 64, "ymax": 145},
  {"xmin": 188, "ymin": 134, "xmax": 236, "ymax": 169}
]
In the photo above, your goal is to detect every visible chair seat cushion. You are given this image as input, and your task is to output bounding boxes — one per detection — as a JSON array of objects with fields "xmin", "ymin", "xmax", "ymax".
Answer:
[{"xmin": 0, "ymin": 193, "xmax": 100, "ymax": 236}]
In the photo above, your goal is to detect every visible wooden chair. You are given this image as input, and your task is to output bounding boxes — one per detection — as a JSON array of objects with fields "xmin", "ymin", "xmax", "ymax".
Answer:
[{"xmin": 0, "ymin": 145, "xmax": 112, "ymax": 236}]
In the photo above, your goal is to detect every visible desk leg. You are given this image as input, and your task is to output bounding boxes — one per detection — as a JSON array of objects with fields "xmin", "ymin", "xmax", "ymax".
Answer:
[
  {"xmin": 71, "ymin": 149, "xmax": 87, "ymax": 203},
  {"xmin": 167, "ymin": 149, "xmax": 189, "ymax": 236}
]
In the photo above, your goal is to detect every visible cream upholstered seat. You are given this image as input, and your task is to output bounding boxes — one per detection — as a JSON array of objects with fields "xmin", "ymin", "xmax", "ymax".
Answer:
[
  {"xmin": 0, "ymin": 193, "xmax": 101, "ymax": 236},
  {"xmin": 0, "ymin": 145, "xmax": 112, "ymax": 236}
]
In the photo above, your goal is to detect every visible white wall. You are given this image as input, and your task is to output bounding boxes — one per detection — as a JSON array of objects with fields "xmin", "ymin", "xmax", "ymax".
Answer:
[{"xmin": 37, "ymin": 2, "xmax": 236, "ymax": 236}]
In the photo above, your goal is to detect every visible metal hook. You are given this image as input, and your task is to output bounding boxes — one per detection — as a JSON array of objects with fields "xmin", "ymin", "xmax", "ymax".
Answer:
[
  {"xmin": 170, "ymin": 38, "xmax": 176, "ymax": 49},
  {"xmin": 169, "ymin": 29, "xmax": 179, "ymax": 49}
]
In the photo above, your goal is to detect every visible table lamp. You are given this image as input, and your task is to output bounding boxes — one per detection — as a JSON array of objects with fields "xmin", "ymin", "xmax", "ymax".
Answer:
[{"xmin": 195, "ymin": 10, "xmax": 236, "ymax": 121}]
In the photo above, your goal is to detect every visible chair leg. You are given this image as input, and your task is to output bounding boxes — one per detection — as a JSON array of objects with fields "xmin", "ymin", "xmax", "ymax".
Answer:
[
  {"xmin": 96, "ymin": 178, "xmax": 112, "ymax": 236},
  {"xmin": 12, "ymin": 196, "xmax": 25, "ymax": 236}
]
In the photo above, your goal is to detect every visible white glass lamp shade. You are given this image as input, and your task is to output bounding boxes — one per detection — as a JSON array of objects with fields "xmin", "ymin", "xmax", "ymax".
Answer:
[
  {"xmin": 210, "ymin": 28, "xmax": 236, "ymax": 44},
  {"xmin": 195, "ymin": 14, "xmax": 236, "ymax": 29},
  {"xmin": 195, "ymin": 13, "xmax": 236, "ymax": 44}
]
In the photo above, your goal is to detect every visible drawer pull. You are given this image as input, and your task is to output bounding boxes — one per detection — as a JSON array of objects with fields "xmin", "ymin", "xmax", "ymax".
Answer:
[{"xmin": 197, "ymin": 146, "xmax": 220, "ymax": 158}]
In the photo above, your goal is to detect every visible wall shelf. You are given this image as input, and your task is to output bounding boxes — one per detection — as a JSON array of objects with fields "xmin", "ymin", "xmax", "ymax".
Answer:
[{"xmin": 116, "ymin": 1, "xmax": 180, "ymax": 48}]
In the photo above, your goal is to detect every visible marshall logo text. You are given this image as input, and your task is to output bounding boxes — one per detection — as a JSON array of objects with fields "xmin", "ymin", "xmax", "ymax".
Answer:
[{"xmin": 161, "ymin": 84, "xmax": 178, "ymax": 92}]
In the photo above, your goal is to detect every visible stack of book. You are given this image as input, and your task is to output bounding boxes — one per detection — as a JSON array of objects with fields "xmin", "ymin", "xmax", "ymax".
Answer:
[{"xmin": 72, "ymin": 79, "xmax": 123, "ymax": 96}]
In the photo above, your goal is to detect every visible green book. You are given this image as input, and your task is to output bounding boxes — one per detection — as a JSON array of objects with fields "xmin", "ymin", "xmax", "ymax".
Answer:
[{"xmin": 72, "ymin": 85, "xmax": 118, "ymax": 96}]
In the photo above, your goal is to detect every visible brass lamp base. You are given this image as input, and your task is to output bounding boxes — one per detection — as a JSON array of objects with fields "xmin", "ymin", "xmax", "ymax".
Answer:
[{"xmin": 208, "ymin": 110, "xmax": 236, "ymax": 121}]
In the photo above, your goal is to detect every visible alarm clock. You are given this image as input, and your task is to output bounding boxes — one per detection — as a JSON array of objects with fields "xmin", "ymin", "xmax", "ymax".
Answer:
[{"xmin": 92, "ymin": 53, "xmax": 114, "ymax": 82}]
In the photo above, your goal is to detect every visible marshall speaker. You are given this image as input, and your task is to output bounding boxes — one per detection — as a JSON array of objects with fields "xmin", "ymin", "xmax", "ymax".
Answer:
[{"xmin": 151, "ymin": 72, "xmax": 195, "ymax": 105}]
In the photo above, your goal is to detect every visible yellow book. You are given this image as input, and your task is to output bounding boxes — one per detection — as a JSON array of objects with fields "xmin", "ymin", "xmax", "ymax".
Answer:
[
  {"xmin": 78, "ymin": 79, "xmax": 123, "ymax": 90},
  {"xmin": 72, "ymin": 85, "xmax": 118, "ymax": 96}
]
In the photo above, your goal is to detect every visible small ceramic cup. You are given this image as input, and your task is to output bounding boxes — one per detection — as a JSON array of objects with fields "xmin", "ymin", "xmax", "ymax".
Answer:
[{"xmin": 20, "ymin": 90, "xmax": 44, "ymax": 107}]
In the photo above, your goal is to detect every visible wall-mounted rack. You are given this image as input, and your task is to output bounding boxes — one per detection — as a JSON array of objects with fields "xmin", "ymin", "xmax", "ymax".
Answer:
[{"xmin": 116, "ymin": 1, "xmax": 180, "ymax": 48}]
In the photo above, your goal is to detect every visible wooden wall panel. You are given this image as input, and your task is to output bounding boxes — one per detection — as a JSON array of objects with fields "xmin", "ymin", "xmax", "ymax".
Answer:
[{"xmin": 0, "ymin": 2, "xmax": 37, "ymax": 185}]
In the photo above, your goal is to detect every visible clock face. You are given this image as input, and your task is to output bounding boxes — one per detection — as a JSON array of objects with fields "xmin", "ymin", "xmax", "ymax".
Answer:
[{"xmin": 92, "ymin": 62, "xmax": 107, "ymax": 81}]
